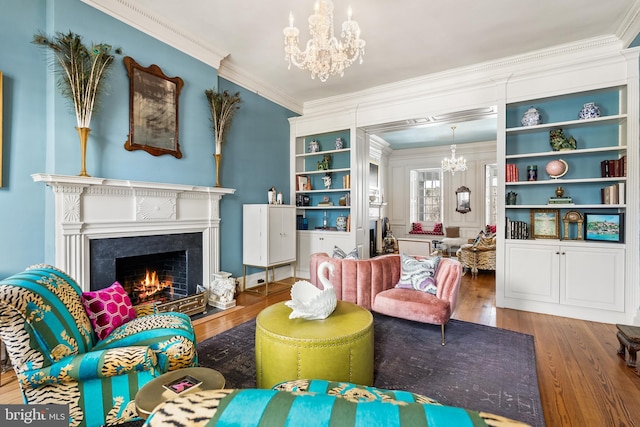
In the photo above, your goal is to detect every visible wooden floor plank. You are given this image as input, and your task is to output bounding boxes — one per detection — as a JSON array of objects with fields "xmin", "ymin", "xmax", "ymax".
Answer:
[{"xmin": 533, "ymin": 314, "xmax": 576, "ymax": 426}]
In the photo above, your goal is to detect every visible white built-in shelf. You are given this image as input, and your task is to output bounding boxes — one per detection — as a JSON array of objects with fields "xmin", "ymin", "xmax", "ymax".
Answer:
[
  {"xmin": 295, "ymin": 188, "xmax": 350, "ymax": 194},
  {"xmin": 506, "ymin": 114, "xmax": 627, "ymax": 133},
  {"xmin": 506, "ymin": 204, "xmax": 625, "ymax": 209},
  {"xmin": 295, "ymin": 148, "xmax": 350, "ymax": 158},
  {"xmin": 505, "ymin": 177, "xmax": 626, "ymax": 185},
  {"xmin": 505, "ymin": 145, "xmax": 627, "ymax": 159},
  {"xmin": 298, "ymin": 206, "xmax": 350, "ymax": 210},
  {"xmin": 296, "ymin": 168, "xmax": 350, "ymax": 175}
]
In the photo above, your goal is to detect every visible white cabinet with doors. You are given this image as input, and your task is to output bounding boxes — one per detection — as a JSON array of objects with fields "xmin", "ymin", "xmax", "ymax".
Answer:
[
  {"xmin": 297, "ymin": 230, "xmax": 353, "ymax": 276},
  {"xmin": 243, "ymin": 204, "xmax": 296, "ymax": 290},
  {"xmin": 505, "ymin": 241, "xmax": 624, "ymax": 312}
]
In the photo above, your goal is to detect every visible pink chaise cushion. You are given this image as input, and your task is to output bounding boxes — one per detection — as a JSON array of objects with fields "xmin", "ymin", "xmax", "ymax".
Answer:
[{"xmin": 373, "ymin": 288, "xmax": 451, "ymax": 325}]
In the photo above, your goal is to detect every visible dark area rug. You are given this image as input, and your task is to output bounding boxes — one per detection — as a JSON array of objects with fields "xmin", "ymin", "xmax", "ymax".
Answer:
[{"xmin": 196, "ymin": 314, "xmax": 545, "ymax": 427}]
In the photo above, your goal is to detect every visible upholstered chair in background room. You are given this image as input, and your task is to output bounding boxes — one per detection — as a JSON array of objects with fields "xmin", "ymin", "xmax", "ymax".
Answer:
[
  {"xmin": 0, "ymin": 265, "xmax": 198, "ymax": 427},
  {"xmin": 456, "ymin": 230, "xmax": 497, "ymax": 277},
  {"xmin": 440, "ymin": 226, "xmax": 468, "ymax": 257}
]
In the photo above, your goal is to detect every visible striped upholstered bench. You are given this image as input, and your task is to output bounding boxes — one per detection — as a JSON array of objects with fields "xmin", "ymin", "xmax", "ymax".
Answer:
[{"xmin": 142, "ymin": 380, "xmax": 531, "ymax": 427}]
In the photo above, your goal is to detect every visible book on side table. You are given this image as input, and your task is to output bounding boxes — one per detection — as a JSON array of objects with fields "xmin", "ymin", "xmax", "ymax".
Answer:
[{"xmin": 162, "ymin": 374, "xmax": 203, "ymax": 395}]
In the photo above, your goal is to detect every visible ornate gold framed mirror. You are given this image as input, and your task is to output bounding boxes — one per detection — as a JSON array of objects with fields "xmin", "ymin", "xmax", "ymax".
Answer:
[
  {"xmin": 123, "ymin": 57, "xmax": 184, "ymax": 158},
  {"xmin": 455, "ymin": 186, "xmax": 471, "ymax": 214}
]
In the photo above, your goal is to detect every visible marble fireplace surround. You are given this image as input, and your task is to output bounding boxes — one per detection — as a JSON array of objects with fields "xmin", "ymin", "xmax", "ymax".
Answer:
[{"xmin": 32, "ymin": 174, "xmax": 235, "ymax": 292}]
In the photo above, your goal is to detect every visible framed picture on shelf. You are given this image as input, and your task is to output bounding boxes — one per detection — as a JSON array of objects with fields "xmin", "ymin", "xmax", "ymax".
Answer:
[
  {"xmin": 584, "ymin": 213, "xmax": 624, "ymax": 243},
  {"xmin": 297, "ymin": 175, "xmax": 309, "ymax": 191},
  {"xmin": 530, "ymin": 209, "xmax": 560, "ymax": 239}
]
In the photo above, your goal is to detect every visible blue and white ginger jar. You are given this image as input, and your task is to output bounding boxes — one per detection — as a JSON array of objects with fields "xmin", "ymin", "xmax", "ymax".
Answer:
[
  {"xmin": 578, "ymin": 102, "xmax": 601, "ymax": 120},
  {"xmin": 335, "ymin": 137, "xmax": 345, "ymax": 150},
  {"xmin": 308, "ymin": 139, "xmax": 320, "ymax": 153},
  {"xmin": 521, "ymin": 107, "xmax": 542, "ymax": 127}
]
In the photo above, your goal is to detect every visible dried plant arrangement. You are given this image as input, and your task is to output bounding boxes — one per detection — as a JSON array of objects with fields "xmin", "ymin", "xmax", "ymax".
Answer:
[
  {"xmin": 33, "ymin": 31, "xmax": 121, "ymax": 128},
  {"xmin": 204, "ymin": 88, "xmax": 241, "ymax": 155}
]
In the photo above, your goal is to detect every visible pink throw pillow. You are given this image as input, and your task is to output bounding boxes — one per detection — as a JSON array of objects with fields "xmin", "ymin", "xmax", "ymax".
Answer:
[
  {"xmin": 433, "ymin": 223, "xmax": 443, "ymax": 233},
  {"xmin": 412, "ymin": 222, "xmax": 423, "ymax": 232},
  {"xmin": 82, "ymin": 282, "xmax": 136, "ymax": 340}
]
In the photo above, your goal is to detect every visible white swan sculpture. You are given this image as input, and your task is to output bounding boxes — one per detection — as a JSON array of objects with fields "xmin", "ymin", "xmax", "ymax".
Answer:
[{"xmin": 285, "ymin": 261, "xmax": 337, "ymax": 320}]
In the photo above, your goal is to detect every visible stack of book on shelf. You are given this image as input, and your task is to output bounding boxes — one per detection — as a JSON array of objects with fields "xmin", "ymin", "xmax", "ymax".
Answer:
[
  {"xmin": 342, "ymin": 174, "xmax": 351, "ymax": 189},
  {"xmin": 548, "ymin": 196, "xmax": 573, "ymax": 205},
  {"xmin": 506, "ymin": 218, "xmax": 529, "ymax": 239},
  {"xmin": 600, "ymin": 155, "xmax": 627, "ymax": 177},
  {"xmin": 601, "ymin": 182, "xmax": 625, "ymax": 204},
  {"xmin": 506, "ymin": 164, "xmax": 519, "ymax": 182}
]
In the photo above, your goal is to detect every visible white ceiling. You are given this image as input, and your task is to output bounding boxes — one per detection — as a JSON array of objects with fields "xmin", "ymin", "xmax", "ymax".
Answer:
[{"xmin": 86, "ymin": 0, "xmax": 640, "ymax": 148}]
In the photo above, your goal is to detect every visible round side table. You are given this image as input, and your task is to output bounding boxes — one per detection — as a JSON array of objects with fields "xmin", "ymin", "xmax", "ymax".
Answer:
[
  {"xmin": 135, "ymin": 367, "xmax": 225, "ymax": 419},
  {"xmin": 255, "ymin": 300, "xmax": 374, "ymax": 389}
]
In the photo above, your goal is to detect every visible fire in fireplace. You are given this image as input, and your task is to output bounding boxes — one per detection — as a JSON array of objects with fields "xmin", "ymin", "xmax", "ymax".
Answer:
[
  {"xmin": 115, "ymin": 250, "xmax": 185, "ymax": 305},
  {"xmin": 131, "ymin": 269, "xmax": 173, "ymax": 305},
  {"xmin": 90, "ymin": 233, "xmax": 206, "ymax": 315}
]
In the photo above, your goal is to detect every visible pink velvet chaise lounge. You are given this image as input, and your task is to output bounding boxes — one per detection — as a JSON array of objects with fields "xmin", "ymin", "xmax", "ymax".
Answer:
[{"xmin": 309, "ymin": 253, "xmax": 463, "ymax": 345}]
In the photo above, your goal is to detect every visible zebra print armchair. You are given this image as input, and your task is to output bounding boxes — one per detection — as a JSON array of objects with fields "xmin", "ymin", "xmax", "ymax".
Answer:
[{"xmin": 0, "ymin": 265, "xmax": 198, "ymax": 427}]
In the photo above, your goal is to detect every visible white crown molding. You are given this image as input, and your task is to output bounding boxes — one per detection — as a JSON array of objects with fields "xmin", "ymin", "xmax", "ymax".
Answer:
[
  {"xmin": 368, "ymin": 134, "xmax": 392, "ymax": 157},
  {"xmin": 218, "ymin": 60, "xmax": 303, "ymax": 114},
  {"xmin": 616, "ymin": 0, "xmax": 640, "ymax": 47},
  {"xmin": 302, "ymin": 35, "xmax": 625, "ymax": 117},
  {"xmin": 81, "ymin": 0, "xmax": 229, "ymax": 69}
]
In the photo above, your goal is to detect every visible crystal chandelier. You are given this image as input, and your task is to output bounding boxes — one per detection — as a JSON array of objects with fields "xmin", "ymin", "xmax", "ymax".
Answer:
[
  {"xmin": 283, "ymin": 0, "xmax": 365, "ymax": 82},
  {"xmin": 441, "ymin": 126, "xmax": 467, "ymax": 175}
]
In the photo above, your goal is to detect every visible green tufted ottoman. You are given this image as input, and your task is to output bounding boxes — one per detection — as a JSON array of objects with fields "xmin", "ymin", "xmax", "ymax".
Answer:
[{"xmin": 255, "ymin": 301, "xmax": 374, "ymax": 388}]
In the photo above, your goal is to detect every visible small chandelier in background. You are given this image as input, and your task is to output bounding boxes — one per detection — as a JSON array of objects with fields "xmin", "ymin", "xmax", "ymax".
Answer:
[
  {"xmin": 441, "ymin": 126, "xmax": 467, "ymax": 175},
  {"xmin": 283, "ymin": 0, "xmax": 365, "ymax": 82}
]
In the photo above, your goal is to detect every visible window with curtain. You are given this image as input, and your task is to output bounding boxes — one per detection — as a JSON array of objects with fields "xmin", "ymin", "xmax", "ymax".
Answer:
[{"xmin": 410, "ymin": 168, "xmax": 442, "ymax": 223}]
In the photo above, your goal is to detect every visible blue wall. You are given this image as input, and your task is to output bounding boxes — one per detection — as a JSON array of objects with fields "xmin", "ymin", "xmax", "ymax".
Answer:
[{"xmin": 0, "ymin": 0, "xmax": 296, "ymax": 279}]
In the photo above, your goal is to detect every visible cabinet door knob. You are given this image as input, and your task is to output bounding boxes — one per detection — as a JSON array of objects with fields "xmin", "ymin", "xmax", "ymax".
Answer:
[{"xmin": 555, "ymin": 251, "xmax": 560, "ymax": 255}]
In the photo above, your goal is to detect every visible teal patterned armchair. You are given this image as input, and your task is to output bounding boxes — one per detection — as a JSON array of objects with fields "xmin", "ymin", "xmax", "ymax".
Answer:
[{"xmin": 0, "ymin": 265, "xmax": 198, "ymax": 427}]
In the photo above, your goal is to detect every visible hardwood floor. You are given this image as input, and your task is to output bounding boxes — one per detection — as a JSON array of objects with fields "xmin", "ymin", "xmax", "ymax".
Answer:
[
  {"xmin": 455, "ymin": 272, "xmax": 640, "ymax": 427},
  {"xmin": 1, "ymin": 275, "xmax": 639, "ymax": 426}
]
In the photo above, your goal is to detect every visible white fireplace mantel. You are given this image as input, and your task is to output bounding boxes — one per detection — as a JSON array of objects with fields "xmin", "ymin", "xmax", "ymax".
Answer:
[{"xmin": 33, "ymin": 173, "xmax": 236, "ymax": 291}]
